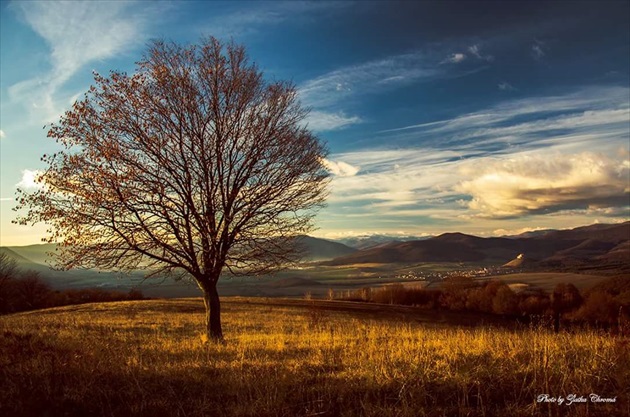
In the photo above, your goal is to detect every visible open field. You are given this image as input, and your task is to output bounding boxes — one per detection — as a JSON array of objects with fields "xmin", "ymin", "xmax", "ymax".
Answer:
[
  {"xmin": 477, "ymin": 272, "xmax": 612, "ymax": 292},
  {"xmin": 1, "ymin": 298, "xmax": 628, "ymax": 417},
  {"xmin": 13, "ymin": 256, "xmax": 615, "ymax": 300}
]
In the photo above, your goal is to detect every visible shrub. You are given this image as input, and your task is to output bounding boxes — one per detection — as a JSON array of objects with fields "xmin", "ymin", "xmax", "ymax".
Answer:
[
  {"xmin": 572, "ymin": 291, "xmax": 620, "ymax": 325},
  {"xmin": 492, "ymin": 286, "xmax": 518, "ymax": 315},
  {"xmin": 518, "ymin": 294, "xmax": 551, "ymax": 316},
  {"xmin": 440, "ymin": 276, "xmax": 477, "ymax": 310}
]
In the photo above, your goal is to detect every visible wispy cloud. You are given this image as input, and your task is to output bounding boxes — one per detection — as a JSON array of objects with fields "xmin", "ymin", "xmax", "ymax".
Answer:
[
  {"xmin": 305, "ymin": 111, "xmax": 362, "ymax": 132},
  {"xmin": 8, "ymin": 0, "xmax": 162, "ymax": 123},
  {"xmin": 440, "ymin": 45, "xmax": 492, "ymax": 66},
  {"xmin": 498, "ymin": 81, "xmax": 516, "ymax": 91},
  {"xmin": 441, "ymin": 53, "xmax": 466, "ymax": 64},
  {"xmin": 531, "ymin": 40, "xmax": 546, "ymax": 60},
  {"xmin": 298, "ymin": 52, "xmax": 437, "ymax": 107},
  {"xmin": 468, "ymin": 44, "xmax": 494, "ymax": 61},
  {"xmin": 201, "ymin": 2, "xmax": 352, "ymax": 39},
  {"xmin": 320, "ymin": 86, "xmax": 629, "ymax": 231},
  {"xmin": 380, "ymin": 86, "xmax": 630, "ymax": 151}
]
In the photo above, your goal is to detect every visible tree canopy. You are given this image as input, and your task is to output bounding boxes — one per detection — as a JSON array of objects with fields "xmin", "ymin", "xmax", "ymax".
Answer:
[{"xmin": 15, "ymin": 37, "xmax": 330, "ymax": 340}]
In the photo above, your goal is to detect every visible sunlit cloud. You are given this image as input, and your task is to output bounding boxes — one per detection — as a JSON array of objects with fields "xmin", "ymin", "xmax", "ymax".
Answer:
[
  {"xmin": 456, "ymin": 152, "xmax": 629, "ymax": 218},
  {"xmin": 319, "ymin": 85, "xmax": 629, "ymax": 235},
  {"xmin": 16, "ymin": 169, "xmax": 43, "ymax": 190},
  {"xmin": 0, "ymin": 130, "xmax": 5, "ymax": 139},
  {"xmin": 321, "ymin": 158, "xmax": 360, "ymax": 177},
  {"xmin": 491, "ymin": 226, "xmax": 549, "ymax": 237}
]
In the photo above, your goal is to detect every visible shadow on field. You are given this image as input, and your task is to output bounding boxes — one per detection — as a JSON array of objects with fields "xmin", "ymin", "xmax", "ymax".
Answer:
[{"xmin": 1, "ymin": 298, "xmax": 627, "ymax": 417}]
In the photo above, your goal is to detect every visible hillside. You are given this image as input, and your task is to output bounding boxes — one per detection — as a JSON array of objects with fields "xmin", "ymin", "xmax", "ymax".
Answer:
[
  {"xmin": 295, "ymin": 235, "xmax": 356, "ymax": 260},
  {"xmin": 7, "ymin": 243, "xmax": 58, "ymax": 265},
  {"xmin": 3, "ymin": 237, "xmax": 355, "ymax": 266},
  {"xmin": 0, "ymin": 247, "xmax": 37, "ymax": 266},
  {"xmin": 324, "ymin": 222, "xmax": 630, "ymax": 268},
  {"xmin": 0, "ymin": 237, "xmax": 356, "ymax": 296}
]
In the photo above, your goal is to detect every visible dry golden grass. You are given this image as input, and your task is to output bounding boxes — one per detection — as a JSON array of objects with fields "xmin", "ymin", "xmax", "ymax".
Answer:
[{"xmin": 1, "ymin": 298, "xmax": 628, "ymax": 417}]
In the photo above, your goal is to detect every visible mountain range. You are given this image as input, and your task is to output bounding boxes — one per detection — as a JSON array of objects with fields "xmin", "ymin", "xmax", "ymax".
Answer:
[
  {"xmin": 2, "ymin": 222, "xmax": 628, "ymax": 288},
  {"xmin": 323, "ymin": 222, "xmax": 630, "ymax": 270}
]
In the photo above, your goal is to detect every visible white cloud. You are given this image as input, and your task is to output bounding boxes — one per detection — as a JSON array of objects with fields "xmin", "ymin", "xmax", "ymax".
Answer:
[
  {"xmin": 381, "ymin": 86, "xmax": 630, "ymax": 152},
  {"xmin": 468, "ymin": 44, "xmax": 493, "ymax": 61},
  {"xmin": 200, "ymin": 2, "xmax": 351, "ymax": 39},
  {"xmin": 298, "ymin": 52, "xmax": 436, "ymax": 107},
  {"xmin": 531, "ymin": 42, "xmax": 546, "ymax": 60},
  {"xmin": 321, "ymin": 158, "xmax": 360, "ymax": 177},
  {"xmin": 0, "ymin": 130, "xmax": 5, "ymax": 139},
  {"xmin": 456, "ymin": 152, "xmax": 630, "ymax": 218},
  {"xmin": 442, "ymin": 53, "xmax": 466, "ymax": 64},
  {"xmin": 305, "ymin": 111, "xmax": 362, "ymax": 131},
  {"xmin": 498, "ymin": 82, "xmax": 516, "ymax": 91},
  {"xmin": 319, "ymin": 86, "xmax": 629, "ymax": 230},
  {"xmin": 8, "ymin": 1, "xmax": 160, "ymax": 123},
  {"xmin": 16, "ymin": 169, "xmax": 43, "ymax": 190},
  {"xmin": 491, "ymin": 226, "xmax": 548, "ymax": 237}
]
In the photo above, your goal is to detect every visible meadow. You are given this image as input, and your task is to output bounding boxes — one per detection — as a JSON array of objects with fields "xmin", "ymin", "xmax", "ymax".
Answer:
[{"xmin": 1, "ymin": 298, "xmax": 628, "ymax": 417}]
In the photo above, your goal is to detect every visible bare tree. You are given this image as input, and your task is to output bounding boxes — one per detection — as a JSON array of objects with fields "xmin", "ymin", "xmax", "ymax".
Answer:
[
  {"xmin": 0, "ymin": 252, "xmax": 18, "ymax": 313},
  {"xmin": 15, "ymin": 38, "xmax": 329, "ymax": 341}
]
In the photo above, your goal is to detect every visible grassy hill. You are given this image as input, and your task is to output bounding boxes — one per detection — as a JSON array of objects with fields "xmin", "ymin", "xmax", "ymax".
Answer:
[{"xmin": 1, "ymin": 298, "xmax": 628, "ymax": 417}]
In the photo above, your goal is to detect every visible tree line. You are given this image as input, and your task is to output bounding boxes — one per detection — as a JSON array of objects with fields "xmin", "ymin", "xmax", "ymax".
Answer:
[
  {"xmin": 337, "ymin": 275, "xmax": 630, "ymax": 333},
  {"xmin": 0, "ymin": 253, "xmax": 144, "ymax": 314}
]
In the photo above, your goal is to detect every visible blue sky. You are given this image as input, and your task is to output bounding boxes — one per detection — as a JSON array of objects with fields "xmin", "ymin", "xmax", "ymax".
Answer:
[{"xmin": 1, "ymin": 0, "xmax": 629, "ymax": 245}]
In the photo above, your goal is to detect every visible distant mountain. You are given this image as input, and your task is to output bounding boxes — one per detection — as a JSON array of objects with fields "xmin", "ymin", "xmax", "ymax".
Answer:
[
  {"xmin": 0, "ymin": 247, "xmax": 39, "ymax": 267},
  {"xmin": 532, "ymin": 222, "xmax": 629, "ymax": 242},
  {"xmin": 2, "ymin": 236, "xmax": 354, "ymax": 270},
  {"xmin": 6, "ymin": 243, "xmax": 57, "ymax": 266},
  {"xmin": 296, "ymin": 236, "xmax": 356, "ymax": 261},
  {"xmin": 324, "ymin": 222, "xmax": 630, "ymax": 268},
  {"xmin": 597, "ymin": 241, "xmax": 630, "ymax": 263},
  {"xmin": 335, "ymin": 234, "xmax": 431, "ymax": 250},
  {"xmin": 504, "ymin": 229, "xmax": 556, "ymax": 239}
]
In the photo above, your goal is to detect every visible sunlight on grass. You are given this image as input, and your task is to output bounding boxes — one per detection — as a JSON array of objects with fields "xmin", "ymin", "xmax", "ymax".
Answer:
[{"xmin": 1, "ymin": 298, "xmax": 628, "ymax": 417}]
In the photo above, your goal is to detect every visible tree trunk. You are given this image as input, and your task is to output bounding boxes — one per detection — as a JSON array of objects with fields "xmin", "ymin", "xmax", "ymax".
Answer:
[{"xmin": 203, "ymin": 282, "xmax": 223, "ymax": 342}]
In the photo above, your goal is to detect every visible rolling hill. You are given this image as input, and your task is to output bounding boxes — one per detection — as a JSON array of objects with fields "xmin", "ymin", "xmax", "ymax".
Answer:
[
  {"xmin": 324, "ymin": 222, "xmax": 630, "ymax": 268},
  {"xmin": 295, "ymin": 235, "xmax": 356, "ymax": 260}
]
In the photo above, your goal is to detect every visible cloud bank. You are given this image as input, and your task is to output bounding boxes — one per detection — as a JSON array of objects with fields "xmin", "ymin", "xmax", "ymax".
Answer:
[
  {"xmin": 457, "ymin": 152, "xmax": 630, "ymax": 218},
  {"xmin": 319, "ymin": 86, "xmax": 629, "ymax": 235}
]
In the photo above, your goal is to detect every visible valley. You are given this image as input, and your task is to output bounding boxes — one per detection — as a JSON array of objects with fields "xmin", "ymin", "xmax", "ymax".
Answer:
[{"xmin": 2, "ymin": 222, "xmax": 627, "ymax": 299}]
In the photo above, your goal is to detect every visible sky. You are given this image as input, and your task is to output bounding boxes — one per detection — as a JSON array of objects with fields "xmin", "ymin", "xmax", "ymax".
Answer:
[{"xmin": 1, "ymin": 0, "xmax": 629, "ymax": 246}]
